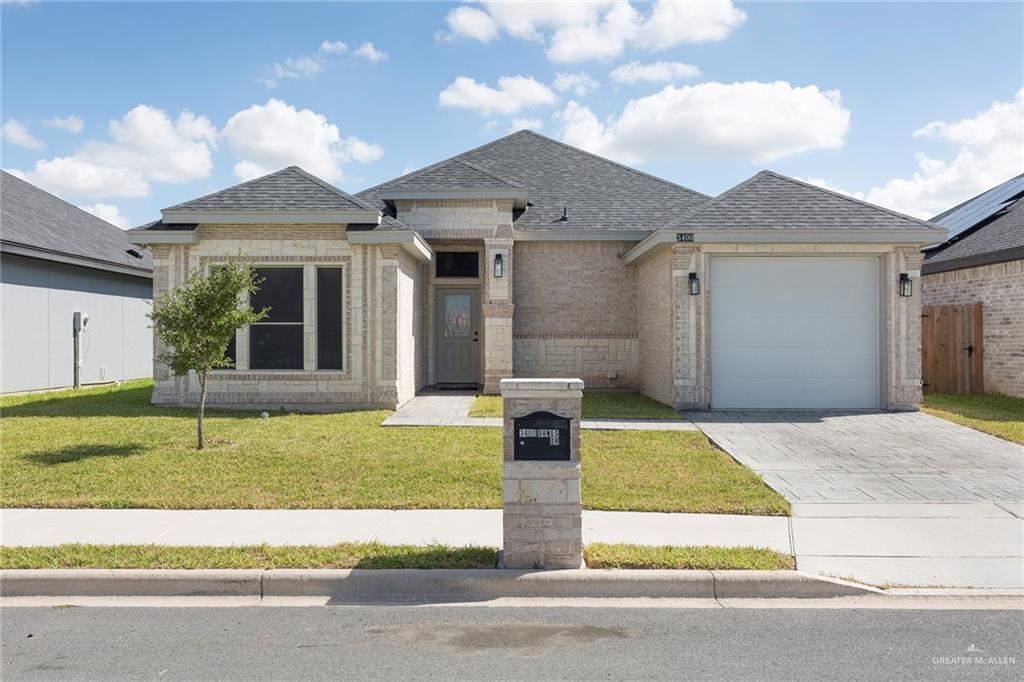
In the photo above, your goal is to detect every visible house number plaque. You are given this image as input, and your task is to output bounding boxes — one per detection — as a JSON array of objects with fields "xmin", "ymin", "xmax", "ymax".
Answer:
[{"xmin": 513, "ymin": 411, "xmax": 571, "ymax": 461}]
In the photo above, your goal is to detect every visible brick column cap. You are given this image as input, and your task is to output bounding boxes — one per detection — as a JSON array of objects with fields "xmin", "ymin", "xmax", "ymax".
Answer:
[{"xmin": 500, "ymin": 377, "xmax": 583, "ymax": 398}]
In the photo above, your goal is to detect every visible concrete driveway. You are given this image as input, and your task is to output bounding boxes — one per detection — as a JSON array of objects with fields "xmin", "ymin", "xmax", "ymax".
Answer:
[
  {"xmin": 687, "ymin": 410, "xmax": 1024, "ymax": 588},
  {"xmin": 687, "ymin": 410, "xmax": 1024, "ymax": 504}
]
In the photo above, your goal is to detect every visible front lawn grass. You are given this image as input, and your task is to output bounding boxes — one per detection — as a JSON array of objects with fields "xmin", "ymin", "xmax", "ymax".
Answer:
[
  {"xmin": 469, "ymin": 392, "xmax": 682, "ymax": 420},
  {"xmin": 0, "ymin": 380, "xmax": 788, "ymax": 515},
  {"xmin": 922, "ymin": 392, "xmax": 1024, "ymax": 445},
  {"xmin": 0, "ymin": 543, "xmax": 793, "ymax": 571}
]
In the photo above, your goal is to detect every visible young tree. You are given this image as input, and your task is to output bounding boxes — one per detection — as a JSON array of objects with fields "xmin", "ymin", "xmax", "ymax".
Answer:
[{"xmin": 149, "ymin": 260, "xmax": 268, "ymax": 449}]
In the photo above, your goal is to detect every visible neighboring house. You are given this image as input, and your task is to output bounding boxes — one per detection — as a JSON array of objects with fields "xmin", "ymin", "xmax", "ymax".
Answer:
[
  {"xmin": 922, "ymin": 174, "xmax": 1024, "ymax": 397},
  {"xmin": 129, "ymin": 131, "xmax": 944, "ymax": 411},
  {"xmin": 1, "ymin": 171, "xmax": 153, "ymax": 393}
]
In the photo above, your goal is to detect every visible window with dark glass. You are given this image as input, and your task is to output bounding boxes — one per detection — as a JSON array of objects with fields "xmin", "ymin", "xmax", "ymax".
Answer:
[
  {"xmin": 249, "ymin": 267, "xmax": 303, "ymax": 369},
  {"xmin": 224, "ymin": 334, "xmax": 237, "ymax": 368},
  {"xmin": 317, "ymin": 268, "xmax": 343, "ymax": 370},
  {"xmin": 436, "ymin": 251, "xmax": 479, "ymax": 278}
]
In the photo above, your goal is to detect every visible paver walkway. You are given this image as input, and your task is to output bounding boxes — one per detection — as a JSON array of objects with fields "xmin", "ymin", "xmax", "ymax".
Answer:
[
  {"xmin": 688, "ymin": 411, "xmax": 1024, "ymax": 503},
  {"xmin": 382, "ymin": 392, "xmax": 696, "ymax": 431}
]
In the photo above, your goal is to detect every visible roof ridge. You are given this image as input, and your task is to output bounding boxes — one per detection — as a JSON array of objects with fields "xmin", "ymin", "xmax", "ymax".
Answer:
[
  {"xmin": 511, "ymin": 130, "xmax": 711, "ymax": 200},
  {"xmin": 450, "ymin": 158, "xmax": 524, "ymax": 188},
  {"xmin": 163, "ymin": 166, "xmax": 295, "ymax": 211},
  {"xmin": 356, "ymin": 133, "xmax": 533, "ymax": 198},
  {"xmin": 672, "ymin": 171, "xmax": 767, "ymax": 227},
  {"xmin": 761, "ymin": 170, "xmax": 940, "ymax": 229},
  {"xmin": 286, "ymin": 166, "xmax": 379, "ymax": 212}
]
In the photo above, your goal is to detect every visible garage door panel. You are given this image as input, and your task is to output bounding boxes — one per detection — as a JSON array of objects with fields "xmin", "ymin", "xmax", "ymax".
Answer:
[{"xmin": 710, "ymin": 256, "xmax": 879, "ymax": 409}]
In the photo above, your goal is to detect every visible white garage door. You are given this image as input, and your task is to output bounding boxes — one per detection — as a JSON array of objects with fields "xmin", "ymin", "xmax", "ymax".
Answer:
[{"xmin": 710, "ymin": 256, "xmax": 880, "ymax": 409}]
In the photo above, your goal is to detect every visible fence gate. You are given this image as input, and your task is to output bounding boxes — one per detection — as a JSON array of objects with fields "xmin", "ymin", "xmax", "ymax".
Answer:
[{"xmin": 921, "ymin": 303, "xmax": 983, "ymax": 394}]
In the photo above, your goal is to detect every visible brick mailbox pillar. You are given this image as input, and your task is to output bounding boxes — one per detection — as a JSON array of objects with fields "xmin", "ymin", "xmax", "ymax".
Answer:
[{"xmin": 500, "ymin": 378, "xmax": 584, "ymax": 569}]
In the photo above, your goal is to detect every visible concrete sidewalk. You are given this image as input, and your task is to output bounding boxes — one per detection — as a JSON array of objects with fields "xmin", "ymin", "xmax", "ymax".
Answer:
[{"xmin": 3, "ymin": 504, "xmax": 1021, "ymax": 588}]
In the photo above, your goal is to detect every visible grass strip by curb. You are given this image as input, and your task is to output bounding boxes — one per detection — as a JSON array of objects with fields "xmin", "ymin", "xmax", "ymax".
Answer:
[
  {"xmin": 584, "ymin": 544, "xmax": 795, "ymax": 571},
  {"xmin": 0, "ymin": 543, "xmax": 793, "ymax": 571}
]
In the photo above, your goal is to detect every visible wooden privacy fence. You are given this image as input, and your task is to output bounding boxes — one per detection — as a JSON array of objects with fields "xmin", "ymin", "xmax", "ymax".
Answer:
[{"xmin": 922, "ymin": 303, "xmax": 984, "ymax": 394}]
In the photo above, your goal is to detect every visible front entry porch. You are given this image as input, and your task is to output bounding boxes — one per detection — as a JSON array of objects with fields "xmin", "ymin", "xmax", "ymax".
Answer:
[{"xmin": 424, "ymin": 239, "xmax": 513, "ymax": 394}]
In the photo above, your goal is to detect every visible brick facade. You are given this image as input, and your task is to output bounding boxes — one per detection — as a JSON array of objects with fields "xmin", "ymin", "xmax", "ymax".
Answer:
[
  {"xmin": 923, "ymin": 259, "xmax": 1024, "ymax": 397},
  {"xmin": 512, "ymin": 241, "xmax": 639, "ymax": 389}
]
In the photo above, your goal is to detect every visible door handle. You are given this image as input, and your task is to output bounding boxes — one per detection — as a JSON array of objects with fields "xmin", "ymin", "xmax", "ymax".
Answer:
[
  {"xmin": 472, "ymin": 332, "xmax": 479, "ymax": 342},
  {"xmin": 963, "ymin": 344, "xmax": 973, "ymax": 357}
]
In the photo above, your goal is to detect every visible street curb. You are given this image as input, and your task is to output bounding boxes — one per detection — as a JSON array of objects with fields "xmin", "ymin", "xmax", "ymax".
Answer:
[
  {"xmin": 0, "ymin": 569, "xmax": 263, "ymax": 597},
  {"xmin": 0, "ymin": 569, "xmax": 880, "ymax": 601}
]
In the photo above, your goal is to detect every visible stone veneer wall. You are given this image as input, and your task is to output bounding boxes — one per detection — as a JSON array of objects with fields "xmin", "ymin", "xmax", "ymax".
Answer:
[
  {"xmin": 148, "ymin": 224, "xmax": 407, "ymax": 410},
  {"xmin": 635, "ymin": 247, "xmax": 674, "ymax": 405},
  {"xmin": 923, "ymin": 259, "xmax": 1024, "ymax": 397},
  {"xmin": 512, "ymin": 241, "xmax": 639, "ymax": 389}
]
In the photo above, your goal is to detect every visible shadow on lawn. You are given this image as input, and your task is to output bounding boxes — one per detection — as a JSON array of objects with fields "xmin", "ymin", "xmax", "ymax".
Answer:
[
  {"xmin": 924, "ymin": 393, "xmax": 1024, "ymax": 423},
  {"xmin": 2, "ymin": 385, "xmax": 252, "ymax": 420},
  {"xmin": 24, "ymin": 443, "xmax": 147, "ymax": 465}
]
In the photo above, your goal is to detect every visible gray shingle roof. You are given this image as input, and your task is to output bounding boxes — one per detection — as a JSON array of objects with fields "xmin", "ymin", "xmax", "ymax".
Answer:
[
  {"xmin": 1, "ymin": 171, "xmax": 152, "ymax": 276},
  {"xmin": 673, "ymin": 170, "xmax": 946, "ymax": 232},
  {"xmin": 165, "ymin": 166, "xmax": 378, "ymax": 213},
  {"xmin": 387, "ymin": 158, "xmax": 523, "ymax": 190},
  {"xmin": 358, "ymin": 130, "xmax": 709, "ymax": 231},
  {"xmin": 923, "ymin": 176, "xmax": 1024, "ymax": 273}
]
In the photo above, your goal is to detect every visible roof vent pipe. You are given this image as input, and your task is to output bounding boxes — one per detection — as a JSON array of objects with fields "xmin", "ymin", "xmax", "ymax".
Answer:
[{"xmin": 558, "ymin": 207, "xmax": 568, "ymax": 221}]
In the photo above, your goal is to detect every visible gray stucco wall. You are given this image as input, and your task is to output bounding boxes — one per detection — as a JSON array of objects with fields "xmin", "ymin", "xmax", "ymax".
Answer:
[{"xmin": 1, "ymin": 253, "xmax": 153, "ymax": 393}]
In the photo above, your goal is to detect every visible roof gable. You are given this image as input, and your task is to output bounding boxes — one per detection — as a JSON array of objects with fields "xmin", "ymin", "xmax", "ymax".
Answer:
[
  {"xmin": 675, "ymin": 171, "xmax": 945, "ymax": 232},
  {"xmin": 1, "ymin": 171, "xmax": 152, "ymax": 275},
  {"xmin": 358, "ymin": 130, "xmax": 709, "ymax": 232},
  {"xmin": 165, "ymin": 166, "xmax": 377, "ymax": 213}
]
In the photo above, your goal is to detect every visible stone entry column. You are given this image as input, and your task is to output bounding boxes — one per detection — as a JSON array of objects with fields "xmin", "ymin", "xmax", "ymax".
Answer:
[{"xmin": 500, "ymin": 378, "xmax": 583, "ymax": 569}]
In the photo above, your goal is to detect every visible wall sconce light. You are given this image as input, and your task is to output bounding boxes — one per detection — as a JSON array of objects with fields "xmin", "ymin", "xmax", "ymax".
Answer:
[
  {"xmin": 899, "ymin": 273, "xmax": 912, "ymax": 297},
  {"xmin": 494, "ymin": 253, "xmax": 504, "ymax": 278},
  {"xmin": 689, "ymin": 272, "xmax": 700, "ymax": 295}
]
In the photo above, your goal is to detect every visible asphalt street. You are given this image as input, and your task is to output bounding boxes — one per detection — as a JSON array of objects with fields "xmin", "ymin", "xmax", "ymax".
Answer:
[{"xmin": 3, "ymin": 605, "xmax": 1022, "ymax": 681}]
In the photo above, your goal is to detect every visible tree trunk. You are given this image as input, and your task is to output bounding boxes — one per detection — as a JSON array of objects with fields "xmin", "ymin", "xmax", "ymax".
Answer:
[{"xmin": 197, "ymin": 371, "xmax": 208, "ymax": 450}]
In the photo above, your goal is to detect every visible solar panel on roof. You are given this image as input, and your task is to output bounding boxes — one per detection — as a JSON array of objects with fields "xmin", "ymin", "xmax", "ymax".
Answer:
[{"xmin": 932, "ymin": 174, "xmax": 1024, "ymax": 239}]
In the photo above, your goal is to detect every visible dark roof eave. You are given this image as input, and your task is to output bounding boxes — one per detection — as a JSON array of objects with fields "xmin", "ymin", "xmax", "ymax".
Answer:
[
  {"xmin": 1, "ymin": 240, "xmax": 153, "ymax": 278},
  {"xmin": 922, "ymin": 245, "xmax": 1024, "ymax": 275}
]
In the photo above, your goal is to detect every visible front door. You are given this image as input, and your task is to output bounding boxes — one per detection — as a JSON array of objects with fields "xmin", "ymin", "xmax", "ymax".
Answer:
[{"xmin": 435, "ymin": 288, "xmax": 480, "ymax": 385}]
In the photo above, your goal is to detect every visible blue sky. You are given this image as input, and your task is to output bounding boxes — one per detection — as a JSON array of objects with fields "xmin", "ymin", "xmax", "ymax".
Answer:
[{"xmin": 2, "ymin": 1, "xmax": 1021, "ymax": 228}]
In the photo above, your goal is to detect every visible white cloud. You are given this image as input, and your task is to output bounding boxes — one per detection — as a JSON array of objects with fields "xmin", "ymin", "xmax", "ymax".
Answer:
[
  {"xmin": 553, "ymin": 72, "xmax": 599, "ymax": 97},
  {"xmin": 640, "ymin": 0, "xmax": 747, "ymax": 50},
  {"xmin": 804, "ymin": 89, "xmax": 1024, "ymax": 219},
  {"xmin": 438, "ymin": 75, "xmax": 558, "ymax": 116},
  {"xmin": 222, "ymin": 98, "xmax": 382, "ymax": 182},
  {"xmin": 509, "ymin": 118, "xmax": 543, "ymax": 133},
  {"xmin": 2, "ymin": 119, "xmax": 44, "ymax": 149},
  {"xmin": 42, "ymin": 115, "xmax": 84, "ymax": 134},
  {"xmin": 443, "ymin": 1, "xmax": 744, "ymax": 62},
  {"xmin": 7, "ymin": 105, "xmax": 216, "ymax": 199},
  {"xmin": 547, "ymin": 2, "xmax": 639, "ymax": 63},
  {"xmin": 610, "ymin": 61, "xmax": 701, "ymax": 83},
  {"xmin": 556, "ymin": 81, "xmax": 850, "ymax": 164},
  {"xmin": 354, "ymin": 42, "xmax": 388, "ymax": 62},
  {"xmin": 79, "ymin": 202, "xmax": 129, "ymax": 228},
  {"xmin": 444, "ymin": 6, "xmax": 499, "ymax": 42},
  {"xmin": 319, "ymin": 40, "xmax": 348, "ymax": 55},
  {"xmin": 262, "ymin": 40, "xmax": 384, "ymax": 87}
]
